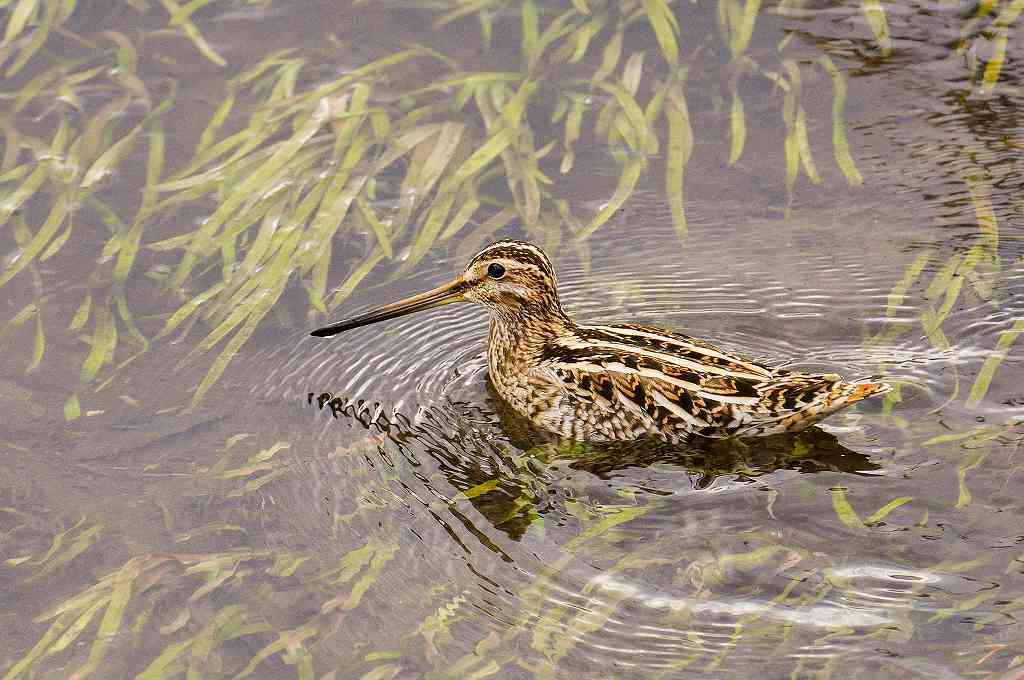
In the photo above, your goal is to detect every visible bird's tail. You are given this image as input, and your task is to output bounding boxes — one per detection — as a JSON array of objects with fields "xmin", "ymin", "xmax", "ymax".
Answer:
[{"xmin": 832, "ymin": 379, "xmax": 892, "ymax": 407}]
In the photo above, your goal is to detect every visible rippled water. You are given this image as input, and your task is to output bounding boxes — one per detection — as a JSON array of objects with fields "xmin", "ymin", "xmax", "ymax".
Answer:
[{"xmin": 2, "ymin": 1, "xmax": 1023, "ymax": 679}]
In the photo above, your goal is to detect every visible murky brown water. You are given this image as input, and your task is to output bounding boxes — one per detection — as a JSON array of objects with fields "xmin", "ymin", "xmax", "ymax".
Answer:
[{"xmin": 1, "ymin": 1, "xmax": 1023, "ymax": 678}]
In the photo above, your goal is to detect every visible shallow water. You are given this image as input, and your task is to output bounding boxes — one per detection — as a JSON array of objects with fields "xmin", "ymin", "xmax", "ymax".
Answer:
[{"xmin": 1, "ymin": 1, "xmax": 1023, "ymax": 679}]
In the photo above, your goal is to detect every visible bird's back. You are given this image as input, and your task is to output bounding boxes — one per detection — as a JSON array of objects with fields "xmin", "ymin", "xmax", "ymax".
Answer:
[{"xmin": 508, "ymin": 322, "xmax": 889, "ymax": 442}]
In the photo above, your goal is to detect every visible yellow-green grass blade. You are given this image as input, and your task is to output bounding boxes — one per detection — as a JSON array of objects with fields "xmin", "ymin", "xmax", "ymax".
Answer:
[
  {"xmin": 830, "ymin": 487, "xmax": 862, "ymax": 530},
  {"xmin": 819, "ymin": 55, "xmax": 864, "ymax": 186},
  {"xmin": 196, "ymin": 92, "xmax": 235, "ymax": 154},
  {"xmin": 665, "ymin": 83, "xmax": 692, "ymax": 241},
  {"xmin": 5, "ymin": 0, "xmax": 57, "ymax": 76},
  {"xmin": 433, "ymin": 0, "xmax": 500, "ymax": 30},
  {"xmin": 64, "ymin": 394, "xmax": 81, "ymax": 420},
  {"xmin": 0, "ymin": 192, "xmax": 70, "ymax": 289},
  {"xmin": 596, "ymin": 81, "xmax": 652, "ymax": 155},
  {"xmin": 70, "ymin": 576, "xmax": 132, "ymax": 680},
  {"xmin": 79, "ymin": 303, "xmax": 117, "ymax": 384},
  {"xmin": 170, "ymin": 99, "xmax": 327, "ymax": 288},
  {"xmin": 795, "ymin": 107, "xmax": 821, "ymax": 184},
  {"xmin": 592, "ymin": 21, "xmax": 623, "ymax": 85},
  {"xmin": 863, "ymin": 497, "xmax": 913, "ymax": 526},
  {"xmin": 577, "ymin": 155, "xmax": 643, "ymax": 239},
  {"xmin": 0, "ymin": 302, "xmax": 39, "ymax": 346},
  {"xmin": 731, "ymin": 0, "xmax": 763, "ymax": 58},
  {"xmin": 2, "ymin": 613, "xmax": 75, "ymax": 680},
  {"xmin": 728, "ymin": 83, "xmax": 746, "ymax": 165},
  {"xmin": 157, "ymin": 0, "xmax": 227, "ymax": 66},
  {"xmin": 521, "ymin": 0, "xmax": 538, "ymax": 70},
  {"xmin": 116, "ymin": 122, "xmax": 164, "ymax": 285},
  {"xmin": 962, "ymin": 156, "xmax": 999, "ymax": 251},
  {"xmin": 1, "ymin": 0, "xmax": 38, "ymax": 48},
  {"xmin": 28, "ymin": 311, "xmax": 44, "ymax": 371},
  {"xmin": 967, "ymin": 318, "xmax": 1024, "ymax": 407},
  {"xmin": 641, "ymin": 0, "xmax": 680, "ymax": 68},
  {"xmin": 190, "ymin": 281, "xmax": 286, "ymax": 409},
  {"xmin": 861, "ymin": 0, "xmax": 892, "ymax": 57}
]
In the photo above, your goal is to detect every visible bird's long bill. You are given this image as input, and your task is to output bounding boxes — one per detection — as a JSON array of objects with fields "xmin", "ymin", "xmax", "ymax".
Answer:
[{"xmin": 310, "ymin": 277, "xmax": 467, "ymax": 337}]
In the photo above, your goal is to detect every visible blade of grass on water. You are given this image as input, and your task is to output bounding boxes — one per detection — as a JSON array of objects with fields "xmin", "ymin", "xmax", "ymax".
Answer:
[
  {"xmin": 171, "ymin": 100, "xmax": 327, "ymax": 288},
  {"xmin": 967, "ymin": 318, "xmax": 1024, "ymax": 407},
  {"xmin": 28, "ymin": 312, "xmax": 44, "ymax": 371},
  {"xmin": 830, "ymin": 487, "xmax": 863, "ymax": 530},
  {"xmin": 5, "ymin": 0, "xmax": 57, "ymax": 76},
  {"xmin": 728, "ymin": 81, "xmax": 746, "ymax": 165},
  {"xmin": 577, "ymin": 154, "xmax": 643, "ymax": 239},
  {"xmin": 0, "ymin": 193, "xmax": 71, "ymax": 289},
  {"xmin": 1, "ymin": 0, "xmax": 39, "ymax": 48},
  {"xmin": 641, "ymin": 0, "xmax": 680, "ymax": 68},
  {"xmin": 116, "ymin": 122, "xmax": 164, "ymax": 284},
  {"xmin": 861, "ymin": 0, "xmax": 893, "ymax": 57},
  {"xmin": 728, "ymin": 0, "xmax": 762, "ymax": 57},
  {"xmin": 592, "ymin": 21, "xmax": 623, "ymax": 85},
  {"xmin": 665, "ymin": 83, "xmax": 692, "ymax": 241},
  {"xmin": 863, "ymin": 497, "xmax": 913, "ymax": 526},
  {"xmin": 595, "ymin": 81, "xmax": 651, "ymax": 154},
  {"xmin": 69, "ymin": 576, "xmax": 132, "ymax": 680},
  {"xmin": 157, "ymin": 0, "xmax": 227, "ymax": 66},
  {"xmin": 521, "ymin": 0, "xmax": 539, "ymax": 71},
  {"xmin": 819, "ymin": 55, "xmax": 864, "ymax": 186}
]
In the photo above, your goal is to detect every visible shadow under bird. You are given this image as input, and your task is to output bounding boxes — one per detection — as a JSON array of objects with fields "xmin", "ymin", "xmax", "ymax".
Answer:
[{"xmin": 311, "ymin": 240, "xmax": 890, "ymax": 442}]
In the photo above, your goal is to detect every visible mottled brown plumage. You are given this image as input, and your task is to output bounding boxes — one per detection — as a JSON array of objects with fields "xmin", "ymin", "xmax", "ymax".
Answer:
[{"xmin": 312, "ymin": 240, "xmax": 890, "ymax": 442}]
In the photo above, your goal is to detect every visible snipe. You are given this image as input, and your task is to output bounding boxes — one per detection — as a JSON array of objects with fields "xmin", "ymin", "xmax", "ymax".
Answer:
[{"xmin": 311, "ymin": 240, "xmax": 889, "ymax": 442}]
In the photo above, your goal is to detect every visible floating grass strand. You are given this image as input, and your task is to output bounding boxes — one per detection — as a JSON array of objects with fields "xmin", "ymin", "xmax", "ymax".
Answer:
[
  {"xmin": 967, "ymin": 318, "xmax": 1024, "ymax": 408},
  {"xmin": 819, "ymin": 55, "xmax": 863, "ymax": 185},
  {"xmin": 641, "ymin": 0, "xmax": 680, "ymax": 68},
  {"xmin": 860, "ymin": 0, "xmax": 892, "ymax": 57},
  {"xmin": 665, "ymin": 81, "xmax": 692, "ymax": 240},
  {"xmin": 728, "ymin": 71, "xmax": 746, "ymax": 164},
  {"xmin": 979, "ymin": 0, "xmax": 1024, "ymax": 95},
  {"xmin": 0, "ymin": 0, "xmax": 946, "ymax": 413},
  {"xmin": 156, "ymin": 0, "xmax": 227, "ymax": 66}
]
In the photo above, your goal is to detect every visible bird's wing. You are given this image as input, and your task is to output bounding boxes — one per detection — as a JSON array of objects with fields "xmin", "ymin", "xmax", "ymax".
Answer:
[{"xmin": 538, "ymin": 324, "xmax": 778, "ymax": 437}]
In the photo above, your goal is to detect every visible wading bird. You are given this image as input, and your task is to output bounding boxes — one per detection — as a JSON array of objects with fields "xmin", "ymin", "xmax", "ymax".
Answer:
[{"xmin": 311, "ymin": 240, "xmax": 889, "ymax": 442}]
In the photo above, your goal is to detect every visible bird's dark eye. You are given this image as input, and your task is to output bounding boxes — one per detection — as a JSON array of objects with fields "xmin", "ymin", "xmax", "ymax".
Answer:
[{"xmin": 487, "ymin": 262, "xmax": 506, "ymax": 279}]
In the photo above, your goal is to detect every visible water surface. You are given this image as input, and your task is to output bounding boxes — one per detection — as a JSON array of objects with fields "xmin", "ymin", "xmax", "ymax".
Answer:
[{"xmin": 1, "ymin": 1, "xmax": 1022, "ymax": 678}]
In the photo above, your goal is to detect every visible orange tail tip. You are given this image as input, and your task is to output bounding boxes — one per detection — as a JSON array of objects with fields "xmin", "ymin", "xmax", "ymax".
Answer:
[{"xmin": 846, "ymin": 381, "xmax": 892, "ymax": 404}]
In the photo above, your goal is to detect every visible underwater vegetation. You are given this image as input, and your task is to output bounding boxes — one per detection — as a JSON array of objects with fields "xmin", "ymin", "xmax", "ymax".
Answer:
[
  {"xmin": 8, "ymin": 0, "xmax": 1019, "ymax": 411},
  {"xmin": 1, "ymin": 1, "xmax": 1024, "ymax": 678}
]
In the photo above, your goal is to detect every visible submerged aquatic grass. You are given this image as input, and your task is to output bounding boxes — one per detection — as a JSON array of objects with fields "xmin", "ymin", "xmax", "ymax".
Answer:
[
  {"xmin": 3, "ymin": 3, "xmax": 1024, "ymax": 676},
  {"xmin": 2, "ymin": 0, "xmax": 1018, "ymax": 409}
]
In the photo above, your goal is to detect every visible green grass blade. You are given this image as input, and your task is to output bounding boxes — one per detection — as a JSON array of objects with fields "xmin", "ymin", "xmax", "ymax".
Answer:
[
  {"xmin": 157, "ymin": 0, "xmax": 227, "ymax": 65},
  {"xmin": 729, "ymin": 0, "xmax": 762, "ymax": 57},
  {"xmin": 861, "ymin": 0, "xmax": 892, "ymax": 57},
  {"xmin": 28, "ymin": 312, "xmax": 44, "ymax": 371},
  {"xmin": 830, "ymin": 487, "xmax": 863, "ymax": 530},
  {"xmin": 79, "ymin": 303, "xmax": 116, "ymax": 383},
  {"xmin": 967, "ymin": 318, "xmax": 1024, "ymax": 407},
  {"xmin": 0, "ymin": 193, "xmax": 70, "ymax": 289},
  {"xmin": 819, "ymin": 55, "xmax": 864, "ymax": 186},
  {"xmin": 592, "ymin": 21, "xmax": 623, "ymax": 84},
  {"xmin": 64, "ymin": 394, "xmax": 81, "ymax": 420},
  {"xmin": 863, "ymin": 497, "xmax": 913, "ymax": 526},
  {"xmin": 578, "ymin": 155, "xmax": 643, "ymax": 239},
  {"xmin": 665, "ymin": 84, "xmax": 692, "ymax": 241},
  {"xmin": 595, "ymin": 81, "xmax": 651, "ymax": 154},
  {"xmin": 521, "ymin": 0, "xmax": 539, "ymax": 70},
  {"xmin": 641, "ymin": 0, "xmax": 680, "ymax": 67},
  {"xmin": 728, "ymin": 83, "xmax": 746, "ymax": 164},
  {"xmin": 171, "ymin": 100, "xmax": 327, "ymax": 288},
  {"xmin": 1, "ymin": 0, "xmax": 38, "ymax": 47}
]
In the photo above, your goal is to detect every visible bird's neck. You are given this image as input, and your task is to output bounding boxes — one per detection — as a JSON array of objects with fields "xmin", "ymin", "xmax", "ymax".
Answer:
[{"xmin": 487, "ymin": 303, "xmax": 573, "ymax": 376}]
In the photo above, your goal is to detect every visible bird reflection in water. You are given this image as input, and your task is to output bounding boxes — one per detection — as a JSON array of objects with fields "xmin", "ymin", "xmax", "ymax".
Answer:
[{"xmin": 308, "ymin": 390, "xmax": 879, "ymax": 541}]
